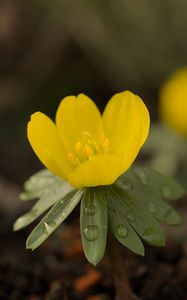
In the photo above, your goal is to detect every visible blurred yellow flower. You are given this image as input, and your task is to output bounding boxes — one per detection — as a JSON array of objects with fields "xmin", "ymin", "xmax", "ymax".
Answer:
[
  {"xmin": 159, "ymin": 68, "xmax": 187, "ymax": 136},
  {"xmin": 28, "ymin": 91, "xmax": 150, "ymax": 188}
]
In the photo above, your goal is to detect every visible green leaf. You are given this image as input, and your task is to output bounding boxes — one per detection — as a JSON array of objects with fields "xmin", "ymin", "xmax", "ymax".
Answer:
[
  {"xmin": 13, "ymin": 181, "xmax": 74, "ymax": 231},
  {"xmin": 117, "ymin": 167, "xmax": 183, "ymax": 225},
  {"xmin": 120, "ymin": 166, "xmax": 185, "ymax": 201},
  {"xmin": 107, "ymin": 187, "xmax": 145, "ymax": 256},
  {"xmin": 80, "ymin": 187, "xmax": 108, "ymax": 265},
  {"xmin": 20, "ymin": 169, "xmax": 62, "ymax": 201},
  {"xmin": 26, "ymin": 189, "xmax": 83, "ymax": 250},
  {"xmin": 111, "ymin": 185, "xmax": 165, "ymax": 247}
]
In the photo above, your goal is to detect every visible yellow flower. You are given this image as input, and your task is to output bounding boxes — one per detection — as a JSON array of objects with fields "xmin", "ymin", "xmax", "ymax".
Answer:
[
  {"xmin": 28, "ymin": 91, "xmax": 150, "ymax": 188},
  {"xmin": 159, "ymin": 68, "xmax": 187, "ymax": 136}
]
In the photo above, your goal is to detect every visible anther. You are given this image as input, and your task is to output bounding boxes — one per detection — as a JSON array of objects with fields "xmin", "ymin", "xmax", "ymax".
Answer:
[
  {"xmin": 85, "ymin": 145, "xmax": 94, "ymax": 157},
  {"xmin": 75, "ymin": 141, "xmax": 84, "ymax": 154},
  {"xmin": 102, "ymin": 138, "xmax": 109, "ymax": 153},
  {"xmin": 67, "ymin": 151, "xmax": 75, "ymax": 163}
]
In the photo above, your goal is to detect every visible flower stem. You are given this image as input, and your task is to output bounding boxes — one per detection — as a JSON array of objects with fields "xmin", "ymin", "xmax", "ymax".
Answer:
[{"xmin": 107, "ymin": 233, "xmax": 137, "ymax": 300}]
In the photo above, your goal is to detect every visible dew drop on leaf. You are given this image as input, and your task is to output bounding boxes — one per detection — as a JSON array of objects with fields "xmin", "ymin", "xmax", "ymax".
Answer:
[
  {"xmin": 147, "ymin": 202, "xmax": 157, "ymax": 213},
  {"xmin": 43, "ymin": 221, "xmax": 56, "ymax": 234},
  {"xmin": 116, "ymin": 225, "xmax": 128, "ymax": 238},
  {"xmin": 163, "ymin": 209, "xmax": 172, "ymax": 218},
  {"xmin": 43, "ymin": 222, "xmax": 51, "ymax": 234},
  {"xmin": 160, "ymin": 185, "xmax": 172, "ymax": 199},
  {"xmin": 142, "ymin": 226, "xmax": 154, "ymax": 237},
  {"xmin": 61, "ymin": 212, "xmax": 66, "ymax": 218},
  {"xmin": 84, "ymin": 206, "xmax": 96, "ymax": 216},
  {"xmin": 83, "ymin": 225, "xmax": 99, "ymax": 241},
  {"xmin": 126, "ymin": 212, "xmax": 136, "ymax": 222},
  {"xmin": 134, "ymin": 169, "xmax": 147, "ymax": 184},
  {"xmin": 122, "ymin": 182, "xmax": 133, "ymax": 190}
]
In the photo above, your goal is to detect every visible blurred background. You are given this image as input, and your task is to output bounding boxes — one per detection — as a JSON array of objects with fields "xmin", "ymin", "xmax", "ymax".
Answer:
[
  {"xmin": 0, "ymin": 1, "xmax": 187, "ymax": 299},
  {"xmin": 1, "ymin": 0, "xmax": 187, "ymax": 183}
]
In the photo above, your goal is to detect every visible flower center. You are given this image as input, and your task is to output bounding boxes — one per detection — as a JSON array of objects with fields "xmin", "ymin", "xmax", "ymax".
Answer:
[{"xmin": 67, "ymin": 131, "xmax": 109, "ymax": 167}]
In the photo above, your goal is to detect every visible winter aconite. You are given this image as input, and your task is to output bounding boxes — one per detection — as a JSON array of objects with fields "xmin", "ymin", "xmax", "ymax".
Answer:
[
  {"xmin": 28, "ymin": 91, "xmax": 150, "ymax": 188},
  {"xmin": 14, "ymin": 90, "xmax": 184, "ymax": 266}
]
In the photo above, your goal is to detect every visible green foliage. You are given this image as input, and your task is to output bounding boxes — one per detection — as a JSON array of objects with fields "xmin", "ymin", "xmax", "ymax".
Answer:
[
  {"xmin": 109, "ymin": 185, "xmax": 165, "ymax": 248},
  {"xmin": 14, "ymin": 170, "xmax": 74, "ymax": 231},
  {"xmin": 20, "ymin": 169, "xmax": 63, "ymax": 201},
  {"xmin": 107, "ymin": 186, "xmax": 145, "ymax": 256},
  {"xmin": 26, "ymin": 189, "xmax": 83, "ymax": 250},
  {"xmin": 80, "ymin": 187, "xmax": 108, "ymax": 265},
  {"xmin": 14, "ymin": 166, "xmax": 185, "ymax": 265},
  {"xmin": 117, "ymin": 167, "xmax": 184, "ymax": 224}
]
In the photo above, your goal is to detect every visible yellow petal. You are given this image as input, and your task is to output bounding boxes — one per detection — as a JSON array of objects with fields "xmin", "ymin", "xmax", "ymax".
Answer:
[
  {"xmin": 68, "ymin": 154, "xmax": 126, "ymax": 188},
  {"xmin": 27, "ymin": 112, "xmax": 72, "ymax": 180},
  {"xmin": 55, "ymin": 94, "xmax": 103, "ymax": 149},
  {"xmin": 159, "ymin": 68, "xmax": 187, "ymax": 136},
  {"xmin": 102, "ymin": 91, "xmax": 150, "ymax": 164}
]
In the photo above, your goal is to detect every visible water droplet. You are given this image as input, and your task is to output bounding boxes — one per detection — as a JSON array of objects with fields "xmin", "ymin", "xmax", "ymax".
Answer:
[
  {"xmin": 163, "ymin": 209, "xmax": 172, "ymax": 218},
  {"xmin": 84, "ymin": 206, "xmax": 96, "ymax": 216},
  {"xmin": 142, "ymin": 226, "xmax": 154, "ymax": 237},
  {"xmin": 134, "ymin": 169, "xmax": 147, "ymax": 184},
  {"xmin": 43, "ymin": 222, "xmax": 51, "ymax": 234},
  {"xmin": 123, "ymin": 182, "xmax": 132, "ymax": 190},
  {"xmin": 117, "ymin": 225, "xmax": 128, "ymax": 238},
  {"xmin": 61, "ymin": 212, "xmax": 66, "ymax": 218},
  {"xmin": 126, "ymin": 212, "xmax": 136, "ymax": 222},
  {"xmin": 43, "ymin": 220, "xmax": 57, "ymax": 234},
  {"xmin": 118, "ymin": 181, "xmax": 132, "ymax": 190},
  {"xmin": 160, "ymin": 185, "xmax": 171, "ymax": 199},
  {"xmin": 83, "ymin": 225, "xmax": 99, "ymax": 241},
  {"xmin": 147, "ymin": 202, "xmax": 157, "ymax": 213}
]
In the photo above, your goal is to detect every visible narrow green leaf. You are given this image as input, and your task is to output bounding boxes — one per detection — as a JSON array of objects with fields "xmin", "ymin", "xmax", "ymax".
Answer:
[
  {"xmin": 117, "ymin": 168, "xmax": 183, "ymax": 226},
  {"xmin": 107, "ymin": 187, "xmax": 144, "ymax": 256},
  {"xmin": 26, "ymin": 189, "xmax": 83, "ymax": 250},
  {"xmin": 14, "ymin": 181, "xmax": 74, "ymax": 231},
  {"xmin": 112, "ymin": 185, "xmax": 165, "ymax": 247},
  {"xmin": 119, "ymin": 166, "xmax": 185, "ymax": 201},
  {"xmin": 21, "ymin": 169, "xmax": 62, "ymax": 201},
  {"xmin": 24, "ymin": 169, "xmax": 56, "ymax": 191},
  {"xmin": 80, "ymin": 187, "xmax": 108, "ymax": 265}
]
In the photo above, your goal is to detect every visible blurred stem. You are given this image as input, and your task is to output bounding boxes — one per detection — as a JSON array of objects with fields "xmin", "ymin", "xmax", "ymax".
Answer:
[{"xmin": 107, "ymin": 233, "xmax": 137, "ymax": 300}]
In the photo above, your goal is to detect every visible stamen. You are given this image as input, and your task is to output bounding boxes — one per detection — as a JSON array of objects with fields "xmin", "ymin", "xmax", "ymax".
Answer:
[
  {"xmin": 102, "ymin": 138, "xmax": 109, "ymax": 153},
  {"xmin": 67, "ymin": 131, "xmax": 110, "ymax": 168},
  {"xmin": 75, "ymin": 141, "xmax": 84, "ymax": 154},
  {"xmin": 75, "ymin": 158, "xmax": 82, "ymax": 165},
  {"xmin": 85, "ymin": 145, "xmax": 94, "ymax": 157},
  {"xmin": 93, "ymin": 141, "xmax": 101, "ymax": 153},
  {"xmin": 67, "ymin": 151, "xmax": 74, "ymax": 161},
  {"xmin": 67, "ymin": 151, "xmax": 77, "ymax": 166}
]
